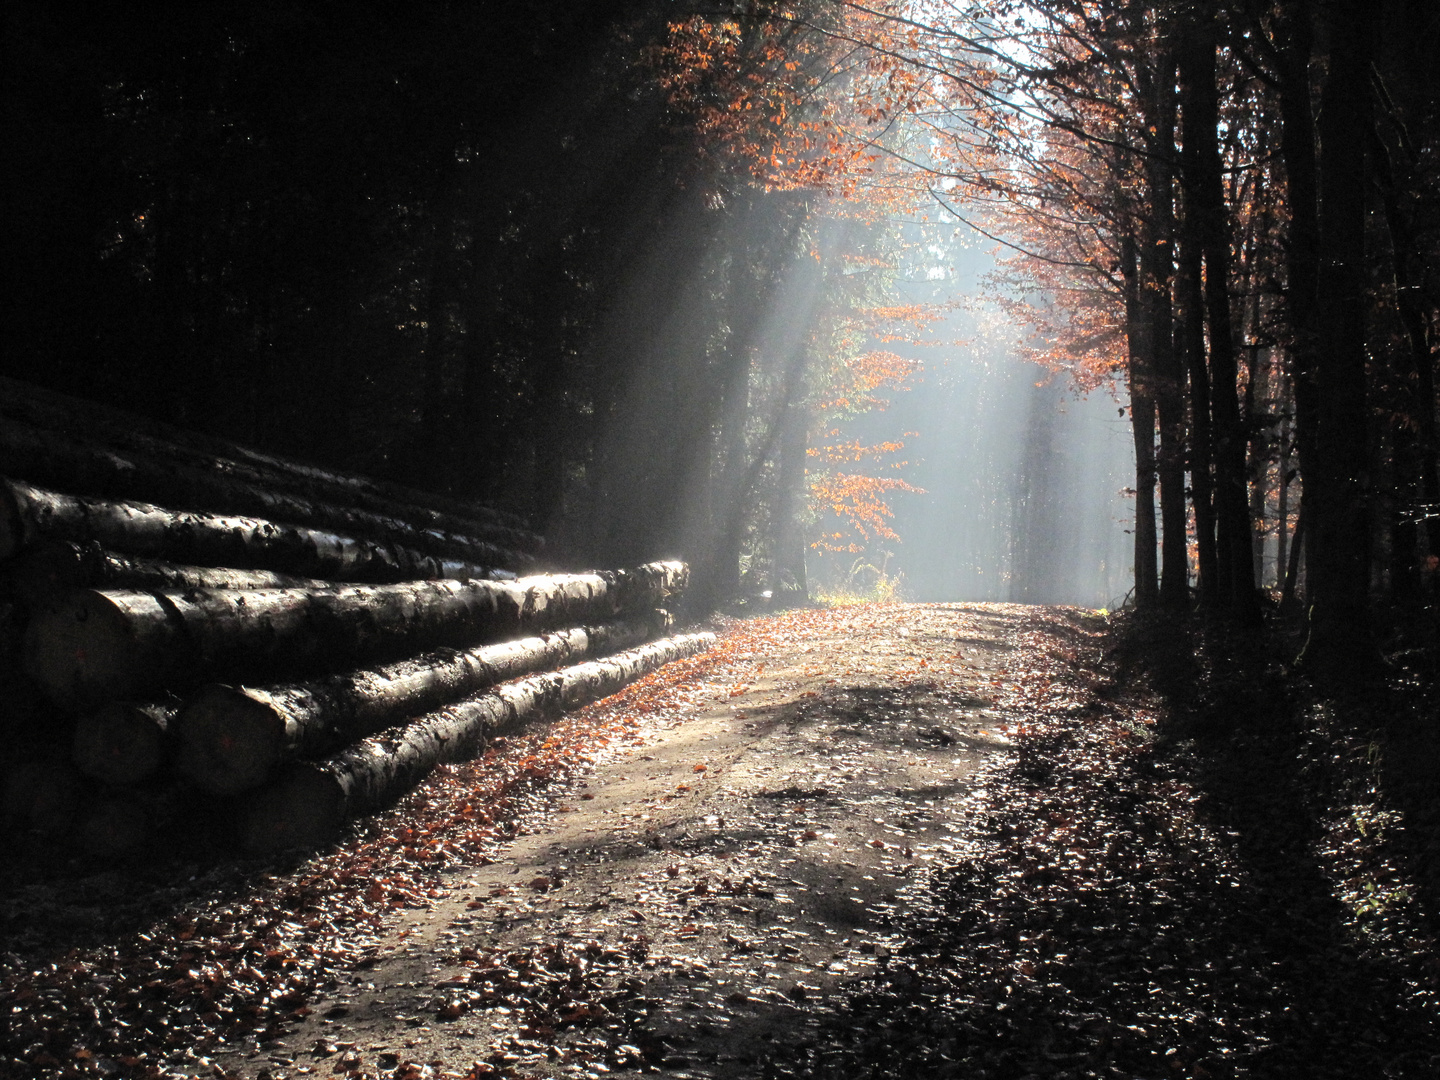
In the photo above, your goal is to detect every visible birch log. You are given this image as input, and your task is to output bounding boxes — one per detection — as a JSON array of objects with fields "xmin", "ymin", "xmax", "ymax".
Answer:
[
  {"xmin": 73, "ymin": 702, "xmax": 176, "ymax": 785},
  {"xmin": 241, "ymin": 632, "xmax": 715, "ymax": 851},
  {"xmin": 0, "ymin": 375, "xmax": 531, "ymax": 536},
  {"xmin": 5, "ymin": 540, "xmax": 331, "ymax": 606},
  {"xmin": 0, "ymin": 478, "xmax": 519, "ymax": 581},
  {"xmin": 176, "ymin": 612, "xmax": 669, "ymax": 795},
  {"xmin": 0, "ymin": 417, "xmax": 542, "ymax": 559},
  {"xmin": 24, "ymin": 562, "xmax": 687, "ymax": 709}
]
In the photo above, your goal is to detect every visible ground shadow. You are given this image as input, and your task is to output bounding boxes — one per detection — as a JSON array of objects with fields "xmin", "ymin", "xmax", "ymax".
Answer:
[{"xmin": 680, "ymin": 613, "xmax": 1440, "ymax": 1079}]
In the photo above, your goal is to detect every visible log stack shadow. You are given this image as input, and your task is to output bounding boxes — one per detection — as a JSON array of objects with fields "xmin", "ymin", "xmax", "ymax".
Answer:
[{"xmin": 0, "ymin": 379, "xmax": 710, "ymax": 857}]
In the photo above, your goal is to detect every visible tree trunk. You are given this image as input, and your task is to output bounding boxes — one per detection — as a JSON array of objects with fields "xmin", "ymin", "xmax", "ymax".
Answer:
[
  {"xmin": 1281, "ymin": 502, "xmax": 1307, "ymax": 615},
  {"xmin": 1179, "ymin": 21, "xmax": 1260, "ymax": 623},
  {"xmin": 1277, "ymin": 386, "xmax": 1295, "ymax": 598},
  {"xmin": 0, "ymin": 478, "xmax": 520, "ymax": 583},
  {"xmin": 24, "ymin": 562, "xmax": 688, "ymax": 709},
  {"xmin": 175, "ymin": 613, "xmax": 670, "ymax": 795},
  {"xmin": 4, "ymin": 540, "xmax": 331, "ymax": 607},
  {"xmin": 0, "ymin": 417, "xmax": 543, "ymax": 560},
  {"xmin": 1123, "ymin": 230, "xmax": 1160, "ymax": 607},
  {"xmin": 1275, "ymin": 2, "xmax": 1322, "ymax": 616},
  {"xmin": 1177, "ymin": 215, "xmax": 1218, "ymax": 606},
  {"xmin": 1372, "ymin": 120, "xmax": 1439, "ymax": 601},
  {"xmin": 772, "ymin": 371, "xmax": 810, "ymax": 601},
  {"xmin": 240, "ymin": 632, "xmax": 715, "ymax": 851},
  {"xmin": 1139, "ymin": 49, "xmax": 1188, "ymax": 609},
  {"xmin": 1298, "ymin": 0, "xmax": 1375, "ymax": 668},
  {"xmin": 73, "ymin": 702, "xmax": 175, "ymax": 785}
]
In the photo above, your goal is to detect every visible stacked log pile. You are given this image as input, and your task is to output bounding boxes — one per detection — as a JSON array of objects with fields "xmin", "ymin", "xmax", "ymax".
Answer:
[{"xmin": 1, "ymin": 380, "xmax": 710, "ymax": 854}]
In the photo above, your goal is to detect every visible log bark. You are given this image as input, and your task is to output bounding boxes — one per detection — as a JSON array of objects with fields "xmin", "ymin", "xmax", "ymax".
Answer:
[
  {"xmin": 25, "ymin": 562, "xmax": 688, "ymax": 709},
  {"xmin": 0, "ymin": 478, "xmax": 516, "ymax": 582},
  {"xmin": 0, "ymin": 416, "xmax": 542, "ymax": 561},
  {"xmin": 73, "ymin": 702, "xmax": 176, "ymax": 785},
  {"xmin": 5, "ymin": 540, "xmax": 331, "ymax": 606},
  {"xmin": 0, "ymin": 374, "xmax": 533, "ymax": 538},
  {"xmin": 240, "ymin": 632, "xmax": 715, "ymax": 852},
  {"xmin": 176, "ymin": 612, "xmax": 670, "ymax": 795}
]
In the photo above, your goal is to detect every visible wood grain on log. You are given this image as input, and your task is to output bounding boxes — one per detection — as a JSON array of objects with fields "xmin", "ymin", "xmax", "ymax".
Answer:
[
  {"xmin": 0, "ymin": 477, "xmax": 513, "ymax": 581},
  {"xmin": 0, "ymin": 375, "xmax": 533, "ymax": 538},
  {"xmin": 240, "ymin": 632, "xmax": 715, "ymax": 852},
  {"xmin": 5, "ymin": 540, "xmax": 330, "ymax": 606},
  {"xmin": 176, "ymin": 612, "xmax": 669, "ymax": 795},
  {"xmin": 0, "ymin": 418, "xmax": 542, "ymax": 560},
  {"xmin": 24, "ymin": 562, "xmax": 687, "ymax": 709}
]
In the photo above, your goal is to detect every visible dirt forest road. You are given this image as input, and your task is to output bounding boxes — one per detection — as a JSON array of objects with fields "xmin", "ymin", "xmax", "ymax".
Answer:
[
  {"xmin": 212, "ymin": 602, "xmax": 1037, "ymax": 1080},
  {"xmin": 4, "ymin": 602, "xmax": 1437, "ymax": 1080}
]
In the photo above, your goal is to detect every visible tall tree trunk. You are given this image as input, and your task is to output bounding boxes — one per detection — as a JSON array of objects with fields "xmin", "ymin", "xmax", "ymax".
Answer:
[
  {"xmin": 1275, "ymin": 0, "xmax": 1323, "ymax": 620},
  {"xmin": 709, "ymin": 259, "xmax": 759, "ymax": 607},
  {"xmin": 1371, "ymin": 119, "xmax": 1439, "ymax": 602},
  {"xmin": 1299, "ymin": 0, "xmax": 1375, "ymax": 667},
  {"xmin": 1177, "ymin": 196, "xmax": 1218, "ymax": 606},
  {"xmin": 771, "ymin": 352, "xmax": 811, "ymax": 602},
  {"xmin": 414, "ymin": 210, "xmax": 462, "ymax": 481},
  {"xmin": 1180, "ymin": 19, "xmax": 1260, "ymax": 623},
  {"xmin": 1123, "ymin": 230, "xmax": 1159, "ymax": 607},
  {"xmin": 1139, "ymin": 50, "xmax": 1188, "ymax": 609},
  {"xmin": 1276, "ymin": 378, "xmax": 1296, "ymax": 598}
]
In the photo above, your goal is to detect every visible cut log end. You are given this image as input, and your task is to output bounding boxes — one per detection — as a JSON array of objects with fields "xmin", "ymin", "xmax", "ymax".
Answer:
[
  {"xmin": 73, "ymin": 702, "xmax": 171, "ymax": 785},
  {"xmin": 176, "ymin": 685, "xmax": 289, "ymax": 796},
  {"xmin": 4, "ymin": 538, "xmax": 96, "ymax": 604},
  {"xmin": 240, "ymin": 766, "xmax": 346, "ymax": 853},
  {"xmin": 23, "ymin": 590, "xmax": 146, "ymax": 710}
]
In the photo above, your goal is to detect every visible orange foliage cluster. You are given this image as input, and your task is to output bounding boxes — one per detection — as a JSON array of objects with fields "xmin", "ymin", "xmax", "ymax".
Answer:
[
  {"xmin": 652, "ymin": 14, "xmax": 874, "ymax": 195},
  {"xmin": 650, "ymin": 4, "xmax": 924, "ymax": 212},
  {"xmin": 808, "ymin": 471, "xmax": 923, "ymax": 550},
  {"xmin": 809, "ymin": 435, "xmax": 914, "ymax": 463},
  {"xmin": 807, "ymin": 339, "xmax": 925, "ymax": 551},
  {"xmin": 814, "ymin": 348, "xmax": 919, "ymax": 412}
]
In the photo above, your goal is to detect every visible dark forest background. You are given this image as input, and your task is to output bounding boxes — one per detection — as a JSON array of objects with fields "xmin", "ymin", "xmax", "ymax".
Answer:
[{"xmin": 3, "ymin": 1, "xmax": 852, "ymax": 610}]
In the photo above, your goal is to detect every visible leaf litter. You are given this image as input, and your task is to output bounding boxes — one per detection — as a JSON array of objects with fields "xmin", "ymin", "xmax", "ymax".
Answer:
[{"xmin": 2, "ymin": 603, "xmax": 1436, "ymax": 1079}]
